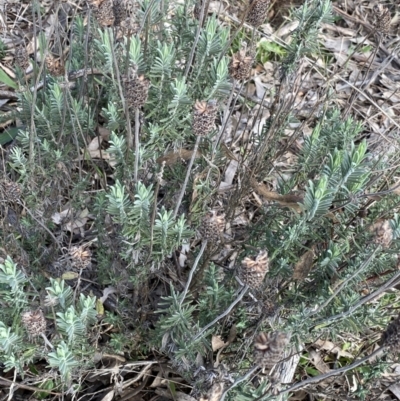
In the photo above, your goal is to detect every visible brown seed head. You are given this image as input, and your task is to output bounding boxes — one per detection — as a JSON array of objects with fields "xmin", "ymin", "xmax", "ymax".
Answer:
[
  {"xmin": 199, "ymin": 211, "xmax": 225, "ymax": 242},
  {"xmin": 254, "ymin": 331, "xmax": 290, "ymax": 368},
  {"xmin": 15, "ymin": 46, "xmax": 29, "ymax": 70},
  {"xmin": 88, "ymin": 0, "xmax": 115, "ymax": 27},
  {"xmin": 229, "ymin": 47, "xmax": 254, "ymax": 81},
  {"xmin": 369, "ymin": 220, "xmax": 392, "ymax": 248},
  {"xmin": 193, "ymin": 0, "xmax": 204, "ymax": 20},
  {"xmin": 69, "ymin": 245, "xmax": 92, "ymax": 270},
  {"xmin": 113, "ymin": 0, "xmax": 128, "ymax": 26},
  {"xmin": 193, "ymin": 100, "xmax": 218, "ymax": 136},
  {"xmin": 380, "ymin": 314, "xmax": 400, "ymax": 352},
  {"xmin": 240, "ymin": 250, "xmax": 269, "ymax": 288},
  {"xmin": 374, "ymin": 4, "xmax": 391, "ymax": 34},
  {"xmin": 0, "ymin": 179, "xmax": 21, "ymax": 203},
  {"xmin": 45, "ymin": 55, "xmax": 65, "ymax": 76},
  {"xmin": 21, "ymin": 309, "xmax": 47, "ymax": 338},
  {"xmin": 246, "ymin": 0, "xmax": 270, "ymax": 28},
  {"xmin": 125, "ymin": 74, "xmax": 150, "ymax": 110}
]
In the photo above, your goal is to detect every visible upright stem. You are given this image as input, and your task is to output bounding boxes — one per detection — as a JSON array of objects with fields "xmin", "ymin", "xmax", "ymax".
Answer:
[
  {"xmin": 134, "ymin": 109, "xmax": 140, "ymax": 183},
  {"xmin": 173, "ymin": 135, "xmax": 202, "ymax": 219},
  {"xmin": 179, "ymin": 240, "xmax": 208, "ymax": 308},
  {"xmin": 184, "ymin": 0, "xmax": 209, "ymax": 80}
]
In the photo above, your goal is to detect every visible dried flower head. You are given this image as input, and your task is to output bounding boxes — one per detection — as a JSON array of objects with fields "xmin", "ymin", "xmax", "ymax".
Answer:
[
  {"xmin": 21, "ymin": 309, "xmax": 47, "ymax": 338},
  {"xmin": 199, "ymin": 211, "xmax": 225, "ymax": 242},
  {"xmin": 69, "ymin": 245, "xmax": 92, "ymax": 270},
  {"xmin": 14, "ymin": 46, "xmax": 29, "ymax": 70},
  {"xmin": 112, "ymin": 0, "xmax": 128, "ymax": 26},
  {"xmin": 369, "ymin": 220, "xmax": 392, "ymax": 248},
  {"xmin": 261, "ymin": 299, "xmax": 278, "ymax": 317},
  {"xmin": 193, "ymin": 0, "xmax": 209, "ymax": 22},
  {"xmin": 246, "ymin": 0, "xmax": 270, "ymax": 28},
  {"xmin": 254, "ymin": 331, "xmax": 290, "ymax": 369},
  {"xmin": 125, "ymin": 73, "xmax": 150, "ymax": 110},
  {"xmin": 239, "ymin": 250, "xmax": 269, "ymax": 288},
  {"xmin": 229, "ymin": 46, "xmax": 255, "ymax": 81},
  {"xmin": 193, "ymin": 99, "xmax": 218, "ymax": 136},
  {"xmin": 45, "ymin": 55, "xmax": 65, "ymax": 76},
  {"xmin": 380, "ymin": 314, "xmax": 400, "ymax": 352},
  {"xmin": 373, "ymin": 4, "xmax": 391, "ymax": 34},
  {"xmin": 0, "ymin": 179, "xmax": 21, "ymax": 203},
  {"xmin": 88, "ymin": 0, "xmax": 115, "ymax": 27}
]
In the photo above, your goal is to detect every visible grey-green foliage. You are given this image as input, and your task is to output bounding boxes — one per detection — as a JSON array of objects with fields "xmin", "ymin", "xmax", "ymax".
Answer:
[
  {"xmin": 0, "ymin": 257, "xmax": 28, "ymax": 319},
  {"xmin": 18, "ymin": 80, "xmax": 94, "ymax": 142},
  {"xmin": 197, "ymin": 263, "xmax": 235, "ymax": 322},
  {"xmin": 105, "ymin": 180, "xmax": 192, "ymax": 280},
  {"xmin": 283, "ymin": 0, "xmax": 333, "ymax": 76},
  {"xmin": 56, "ymin": 295, "xmax": 97, "ymax": 345},
  {"xmin": 47, "ymin": 341, "xmax": 79, "ymax": 385},
  {"xmin": 153, "ymin": 264, "xmax": 236, "ymax": 374},
  {"xmin": 0, "ymin": 258, "xmax": 97, "ymax": 381},
  {"xmin": 257, "ymin": 104, "xmax": 399, "ymax": 332},
  {"xmin": 302, "ymin": 139, "xmax": 369, "ymax": 219},
  {"xmin": 155, "ymin": 286, "xmax": 206, "ymax": 373}
]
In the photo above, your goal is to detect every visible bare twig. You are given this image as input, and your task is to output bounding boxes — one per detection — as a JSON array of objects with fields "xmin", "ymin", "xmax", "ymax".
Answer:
[
  {"xmin": 179, "ymin": 240, "xmax": 208, "ymax": 308},
  {"xmin": 275, "ymin": 347, "xmax": 385, "ymax": 397},
  {"xmin": 219, "ymin": 365, "xmax": 261, "ymax": 401},
  {"xmin": 192, "ymin": 284, "xmax": 249, "ymax": 342},
  {"xmin": 314, "ymin": 269, "xmax": 400, "ymax": 328},
  {"xmin": 173, "ymin": 135, "xmax": 202, "ymax": 219},
  {"xmin": 308, "ymin": 249, "xmax": 378, "ymax": 318}
]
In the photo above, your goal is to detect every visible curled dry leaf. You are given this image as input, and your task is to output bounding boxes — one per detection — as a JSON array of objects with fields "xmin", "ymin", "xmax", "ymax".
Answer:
[
  {"xmin": 292, "ymin": 246, "xmax": 316, "ymax": 281},
  {"xmin": 87, "ymin": 136, "xmax": 103, "ymax": 151},
  {"xmin": 179, "ymin": 241, "xmax": 190, "ymax": 267},
  {"xmin": 309, "ymin": 349, "xmax": 331, "ymax": 374},
  {"xmin": 250, "ymin": 178, "xmax": 303, "ymax": 212},
  {"xmin": 99, "ymin": 390, "xmax": 115, "ymax": 401},
  {"xmin": 200, "ymin": 382, "xmax": 224, "ymax": 401},
  {"xmin": 51, "ymin": 208, "xmax": 89, "ymax": 233},
  {"xmin": 212, "ymin": 335, "xmax": 227, "ymax": 351},
  {"xmin": 100, "ymin": 286, "xmax": 118, "ymax": 303},
  {"xmin": 314, "ymin": 339, "xmax": 353, "ymax": 358},
  {"xmin": 156, "ymin": 149, "xmax": 201, "ymax": 166},
  {"xmin": 214, "ymin": 325, "xmax": 236, "ymax": 368}
]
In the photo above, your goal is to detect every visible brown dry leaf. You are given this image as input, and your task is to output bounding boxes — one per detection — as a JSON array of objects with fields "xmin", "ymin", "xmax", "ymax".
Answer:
[
  {"xmin": 212, "ymin": 335, "xmax": 227, "ymax": 351},
  {"xmin": 0, "ymin": 62, "xmax": 16, "ymax": 79},
  {"xmin": 87, "ymin": 136, "xmax": 103, "ymax": 151},
  {"xmin": 98, "ymin": 126, "xmax": 111, "ymax": 140},
  {"xmin": 99, "ymin": 286, "xmax": 118, "ymax": 303},
  {"xmin": 390, "ymin": 180, "xmax": 400, "ymax": 196},
  {"xmin": 309, "ymin": 349, "xmax": 331, "ymax": 374},
  {"xmin": 389, "ymin": 382, "xmax": 400, "ymax": 400},
  {"xmin": 214, "ymin": 325, "xmax": 236, "ymax": 368},
  {"xmin": 314, "ymin": 339, "xmax": 353, "ymax": 358},
  {"xmin": 64, "ymin": 208, "xmax": 89, "ymax": 232},
  {"xmin": 87, "ymin": 149, "xmax": 111, "ymax": 159},
  {"xmin": 155, "ymin": 389, "xmax": 197, "ymax": 401},
  {"xmin": 292, "ymin": 247, "xmax": 316, "ymax": 280},
  {"xmin": 200, "ymin": 382, "xmax": 224, "ymax": 401},
  {"xmin": 156, "ymin": 149, "xmax": 201, "ymax": 166},
  {"xmin": 250, "ymin": 179, "xmax": 303, "ymax": 212},
  {"xmin": 223, "ymin": 160, "xmax": 238, "ymax": 186},
  {"xmin": 100, "ymin": 390, "xmax": 115, "ymax": 401}
]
